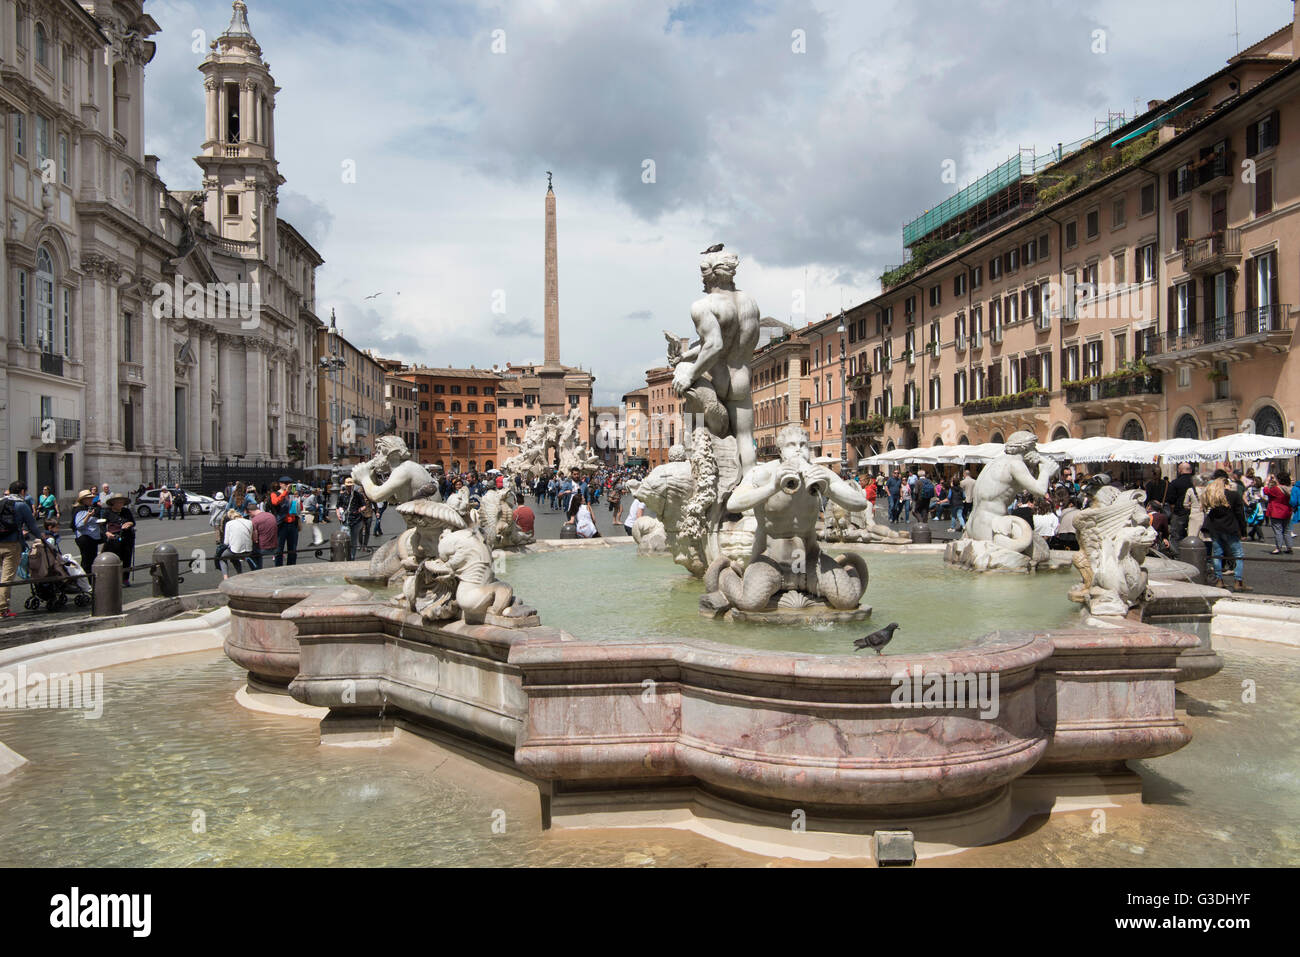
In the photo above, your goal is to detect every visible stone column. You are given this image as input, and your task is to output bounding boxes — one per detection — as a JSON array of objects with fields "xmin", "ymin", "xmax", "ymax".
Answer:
[
  {"xmin": 204, "ymin": 78, "xmax": 218, "ymax": 144},
  {"xmin": 245, "ymin": 341, "xmax": 265, "ymax": 457},
  {"xmin": 106, "ymin": 281, "xmax": 121, "ymax": 450},
  {"xmin": 241, "ymin": 82, "xmax": 255, "ymax": 144}
]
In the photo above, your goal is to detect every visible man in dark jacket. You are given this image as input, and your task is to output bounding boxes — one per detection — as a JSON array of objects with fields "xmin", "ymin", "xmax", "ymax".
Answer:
[
  {"xmin": 1, "ymin": 481, "xmax": 52, "ymax": 617},
  {"xmin": 1163, "ymin": 462, "xmax": 1195, "ymax": 544},
  {"xmin": 337, "ymin": 478, "xmax": 368, "ymax": 560}
]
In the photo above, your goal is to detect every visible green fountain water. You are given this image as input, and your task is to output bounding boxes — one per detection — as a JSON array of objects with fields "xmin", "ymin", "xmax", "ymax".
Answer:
[{"xmin": 499, "ymin": 547, "xmax": 1083, "ymax": 653}]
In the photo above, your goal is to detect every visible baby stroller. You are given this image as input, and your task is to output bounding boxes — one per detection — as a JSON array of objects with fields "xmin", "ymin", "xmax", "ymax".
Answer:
[{"xmin": 23, "ymin": 539, "xmax": 93, "ymax": 612}]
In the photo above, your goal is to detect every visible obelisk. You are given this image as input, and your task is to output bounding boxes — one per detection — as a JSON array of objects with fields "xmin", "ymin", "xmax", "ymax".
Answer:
[{"xmin": 538, "ymin": 172, "xmax": 568, "ymax": 416}]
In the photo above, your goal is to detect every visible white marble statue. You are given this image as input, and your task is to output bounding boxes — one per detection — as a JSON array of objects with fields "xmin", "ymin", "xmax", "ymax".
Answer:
[
  {"xmin": 669, "ymin": 249, "xmax": 761, "ymax": 475},
  {"xmin": 351, "ymin": 434, "xmax": 437, "ymax": 579},
  {"xmin": 1068, "ymin": 486, "xmax": 1157, "ymax": 616},
  {"xmin": 701, "ymin": 426, "xmax": 869, "ymax": 617},
  {"xmin": 822, "ymin": 498, "xmax": 912, "ymax": 545},
  {"xmin": 625, "ymin": 445, "xmax": 697, "ymax": 569},
  {"xmin": 396, "ymin": 493, "xmax": 538, "ymax": 627},
  {"xmin": 478, "ymin": 486, "xmax": 533, "ymax": 550},
  {"xmin": 945, "ymin": 430, "xmax": 1060, "ymax": 572}
]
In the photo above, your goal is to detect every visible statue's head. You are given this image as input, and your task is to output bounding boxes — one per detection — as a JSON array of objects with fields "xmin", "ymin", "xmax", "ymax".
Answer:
[
  {"xmin": 777, "ymin": 424, "xmax": 810, "ymax": 463},
  {"xmin": 1004, "ymin": 430, "xmax": 1038, "ymax": 456},
  {"xmin": 667, "ymin": 444, "xmax": 687, "ymax": 463},
  {"xmin": 700, "ymin": 251, "xmax": 739, "ymax": 290},
  {"xmin": 375, "ymin": 434, "xmax": 410, "ymax": 466}
]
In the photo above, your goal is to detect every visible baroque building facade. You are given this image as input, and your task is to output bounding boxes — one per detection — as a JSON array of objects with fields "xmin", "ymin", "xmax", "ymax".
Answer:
[{"xmin": 2, "ymin": 0, "xmax": 323, "ymax": 503}]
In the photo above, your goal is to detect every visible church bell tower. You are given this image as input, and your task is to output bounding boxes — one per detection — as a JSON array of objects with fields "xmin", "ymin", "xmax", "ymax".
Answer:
[{"xmin": 194, "ymin": 1, "xmax": 284, "ymax": 262}]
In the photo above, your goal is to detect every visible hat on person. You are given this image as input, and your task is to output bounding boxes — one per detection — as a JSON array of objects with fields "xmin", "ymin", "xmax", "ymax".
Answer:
[
  {"xmin": 106, "ymin": 491, "xmax": 129, "ymax": 506},
  {"xmin": 76, "ymin": 489, "xmax": 94, "ymax": 504},
  {"xmin": 214, "ymin": 492, "xmax": 226, "ymax": 502}
]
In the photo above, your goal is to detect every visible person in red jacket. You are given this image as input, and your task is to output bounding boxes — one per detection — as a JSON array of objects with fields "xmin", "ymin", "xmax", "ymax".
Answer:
[{"xmin": 1262, "ymin": 473, "xmax": 1294, "ymax": 554}]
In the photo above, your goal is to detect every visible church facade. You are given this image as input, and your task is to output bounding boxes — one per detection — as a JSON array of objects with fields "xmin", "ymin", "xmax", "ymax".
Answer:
[{"xmin": 2, "ymin": 0, "xmax": 323, "ymax": 503}]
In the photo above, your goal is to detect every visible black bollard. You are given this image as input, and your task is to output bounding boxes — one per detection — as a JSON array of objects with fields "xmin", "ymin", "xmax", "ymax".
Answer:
[
  {"xmin": 1177, "ymin": 537, "xmax": 1206, "ymax": 582},
  {"xmin": 910, "ymin": 518, "xmax": 933, "ymax": 544},
  {"xmin": 330, "ymin": 530, "xmax": 351, "ymax": 562},
  {"xmin": 151, "ymin": 542, "xmax": 180, "ymax": 597},
  {"xmin": 92, "ymin": 552, "xmax": 123, "ymax": 617},
  {"xmin": 559, "ymin": 523, "xmax": 578, "ymax": 540}
]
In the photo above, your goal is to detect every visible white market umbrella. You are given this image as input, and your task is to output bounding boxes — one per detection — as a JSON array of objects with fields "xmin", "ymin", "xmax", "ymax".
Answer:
[
  {"xmin": 1106, "ymin": 440, "xmax": 1160, "ymax": 464},
  {"xmin": 1197, "ymin": 433, "xmax": 1300, "ymax": 462},
  {"xmin": 1062, "ymin": 436, "xmax": 1128, "ymax": 463}
]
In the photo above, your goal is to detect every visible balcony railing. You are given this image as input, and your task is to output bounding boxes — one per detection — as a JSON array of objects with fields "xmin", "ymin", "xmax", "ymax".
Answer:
[
  {"xmin": 847, "ymin": 373, "xmax": 870, "ymax": 391},
  {"xmin": 1063, "ymin": 372, "xmax": 1163, "ymax": 405},
  {"xmin": 30, "ymin": 416, "xmax": 81, "ymax": 442},
  {"xmin": 1149, "ymin": 303, "xmax": 1290, "ymax": 356},
  {"xmin": 1182, "ymin": 228, "xmax": 1241, "ymax": 274},
  {"xmin": 39, "ymin": 352, "xmax": 64, "ymax": 376},
  {"xmin": 1193, "ymin": 149, "xmax": 1233, "ymax": 190},
  {"xmin": 961, "ymin": 389, "xmax": 1050, "ymax": 416},
  {"xmin": 847, "ymin": 416, "xmax": 884, "ymax": 437}
]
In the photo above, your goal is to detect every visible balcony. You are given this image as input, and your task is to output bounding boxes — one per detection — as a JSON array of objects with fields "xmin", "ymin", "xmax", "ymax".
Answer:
[
  {"xmin": 1064, "ymin": 371, "xmax": 1163, "ymax": 410},
  {"xmin": 847, "ymin": 415, "xmax": 885, "ymax": 438},
  {"xmin": 30, "ymin": 416, "xmax": 82, "ymax": 443},
  {"xmin": 888, "ymin": 406, "xmax": 917, "ymax": 426},
  {"xmin": 847, "ymin": 373, "xmax": 871, "ymax": 392},
  {"xmin": 39, "ymin": 352, "xmax": 65, "ymax": 376},
  {"xmin": 1192, "ymin": 149, "xmax": 1233, "ymax": 191},
  {"xmin": 1182, "ymin": 228, "xmax": 1241, "ymax": 275},
  {"xmin": 961, "ymin": 389, "xmax": 1050, "ymax": 418},
  {"xmin": 1147, "ymin": 303, "xmax": 1291, "ymax": 367}
]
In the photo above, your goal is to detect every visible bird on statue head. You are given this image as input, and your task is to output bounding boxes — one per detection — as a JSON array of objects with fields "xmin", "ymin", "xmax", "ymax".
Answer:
[{"xmin": 699, "ymin": 243, "xmax": 724, "ymax": 255}]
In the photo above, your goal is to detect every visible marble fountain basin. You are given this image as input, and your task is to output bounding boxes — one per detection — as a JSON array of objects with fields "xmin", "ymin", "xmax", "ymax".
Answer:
[{"xmin": 222, "ymin": 546, "xmax": 1200, "ymax": 855}]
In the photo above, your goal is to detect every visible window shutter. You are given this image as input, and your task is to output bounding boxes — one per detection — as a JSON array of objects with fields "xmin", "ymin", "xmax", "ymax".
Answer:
[
  {"xmin": 1269, "ymin": 250, "xmax": 1280, "ymax": 314},
  {"xmin": 1245, "ymin": 259, "xmax": 1257, "ymax": 315},
  {"xmin": 1270, "ymin": 110, "xmax": 1280, "ymax": 148},
  {"xmin": 1256, "ymin": 168, "xmax": 1273, "ymax": 214},
  {"xmin": 1187, "ymin": 280, "xmax": 1197, "ymax": 332},
  {"xmin": 1167, "ymin": 285, "xmax": 1177, "ymax": 336},
  {"xmin": 1246, "ymin": 121, "xmax": 1258, "ymax": 158}
]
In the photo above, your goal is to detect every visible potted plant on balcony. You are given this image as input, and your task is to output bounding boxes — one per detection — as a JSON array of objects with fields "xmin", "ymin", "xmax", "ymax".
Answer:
[
  {"xmin": 1207, "ymin": 368, "xmax": 1228, "ymax": 383},
  {"xmin": 287, "ymin": 437, "xmax": 308, "ymax": 465},
  {"xmin": 889, "ymin": 405, "xmax": 913, "ymax": 425}
]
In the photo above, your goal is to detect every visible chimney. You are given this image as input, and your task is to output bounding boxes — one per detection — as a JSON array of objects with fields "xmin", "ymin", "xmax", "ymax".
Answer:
[{"xmin": 1147, "ymin": 99, "xmax": 1165, "ymax": 112}]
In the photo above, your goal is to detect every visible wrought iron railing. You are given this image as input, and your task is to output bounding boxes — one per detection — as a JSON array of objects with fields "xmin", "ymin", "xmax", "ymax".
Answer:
[{"xmin": 1063, "ymin": 372, "xmax": 1163, "ymax": 404}]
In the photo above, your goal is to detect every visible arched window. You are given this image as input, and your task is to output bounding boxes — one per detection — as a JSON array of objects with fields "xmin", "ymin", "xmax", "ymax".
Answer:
[
  {"xmin": 1174, "ymin": 414, "xmax": 1199, "ymax": 439},
  {"xmin": 1120, "ymin": 418, "xmax": 1145, "ymax": 441},
  {"xmin": 932, "ymin": 435, "xmax": 943, "ymax": 446},
  {"xmin": 990, "ymin": 432, "xmax": 1005, "ymax": 444},
  {"xmin": 35, "ymin": 247, "xmax": 55, "ymax": 353},
  {"xmin": 1254, "ymin": 405, "xmax": 1284, "ymax": 438},
  {"xmin": 1052, "ymin": 426, "xmax": 1070, "ymax": 441},
  {"xmin": 958, "ymin": 434, "xmax": 969, "ymax": 445},
  {"xmin": 35, "ymin": 23, "xmax": 49, "ymax": 68}
]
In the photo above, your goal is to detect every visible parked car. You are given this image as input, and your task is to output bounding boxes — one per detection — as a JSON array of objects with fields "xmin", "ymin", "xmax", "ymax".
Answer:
[{"xmin": 134, "ymin": 488, "xmax": 216, "ymax": 517}]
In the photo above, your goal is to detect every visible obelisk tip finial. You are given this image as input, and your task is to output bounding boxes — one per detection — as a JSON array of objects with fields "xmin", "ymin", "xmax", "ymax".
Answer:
[{"xmin": 546, "ymin": 171, "xmax": 553, "ymax": 193}]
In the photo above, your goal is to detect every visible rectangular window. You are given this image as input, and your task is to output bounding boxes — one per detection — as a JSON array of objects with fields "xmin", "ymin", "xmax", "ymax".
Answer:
[
  {"xmin": 63, "ymin": 453, "xmax": 73, "ymax": 491},
  {"xmin": 1084, "ymin": 340, "xmax": 1103, "ymax": 378},
  {"xmin": 1065, "ymin": 220, "xmax": 1077, "ymax": 248},
  {"xmin": 1246, "ymin": 111, "xmax": 1281, "ymax": 157},
  {"xmin": 971, "ymin": 265, "xmax": 982, "ymax": 290},
  {"xmin": 122, "ymin": 313, "xmax": 133, "ymax": 362},
  {"xmin": 1114, "ymin": 333, "xmax": 1127, "ymax": 368},
  {"xmin": 1007, "ymin": 247, "xmax": 1019, "ymax": 272},
  {"xmin": 58, "ymin": 134, "xmax": 69, "ymax": 184},
  {"xmin": 989, "ymin": 256, "xmax": 1002, "ymax": 280},
  {"xmin": 226, "ymin": 194, "xmax": 239, "ymax": 215},
  {"xmin": 1136, "ymin": 243, "xmax": 1156, "ymax": 283},
  {"xmin": 1254, "ymin": 168, "xmax": 1273, "ymax": 216},
  {"xmin": 35, "ymin": 115, "xmax": 50, "ymax": 163},
  {"xmin": 62, "ymin": 46, "xmax": 73, "ymax": 86},
  {"xmin": 1112, "ymin": 252, "xmax": 1125, "ymax": 285},
  {"xmin": 1085, "ymin": 210, "xmax": 1099, "ymax": 240},
  {"xmin": 1112, "ymin": 195, "xmax": 1126, "ymax": 227},
  {"xmin": 929, "ymin": 285, "xmax": 941, "ymax": 307},
  {"xmin": 1140, "ymin": 183, "xmax": 1155, "ymax": 216},
  {"xmin": 12, "ymin": 112, "xmax": 25, "ymax": 157},
  {"xmin": 1175, "ymin": 208, "xmax": 1189, "ymax": 248},
  {"xmin": 953, "ymin": 272, "xmax": 966, "ymax": 297},
  {"xmin": 1037, "ymin": 234, "xmax": 1048, "ymax": 261},
  {"xmin": 1177, "ymin": 365, "xmax": 1190, "ymax": 389},
  {"xmin": 62, "ymin": 288, "xmax": 70, "ymax": 355}
]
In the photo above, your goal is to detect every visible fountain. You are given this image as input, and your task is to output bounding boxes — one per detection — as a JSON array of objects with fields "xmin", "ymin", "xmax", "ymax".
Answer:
[{"xmin": 210, "ymin": 247, "xmax": 1231, "ymax": 861}]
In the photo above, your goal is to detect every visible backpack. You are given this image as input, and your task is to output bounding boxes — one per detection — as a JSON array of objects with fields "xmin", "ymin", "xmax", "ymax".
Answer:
[
  {"xmin": 0, "ymin": 498, "xmax": 17, "ymax": 536},
  {"xmin": 920, "ymin": 478, "xmax": 934, "ymax": 499}
]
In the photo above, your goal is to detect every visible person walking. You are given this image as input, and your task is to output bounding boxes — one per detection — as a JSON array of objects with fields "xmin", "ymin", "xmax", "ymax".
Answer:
[
  {"xmin": 1263, "ymin": 473, "xmax": 1294, "ymax": 555},
  {"xmin": 1203, "ymin": 473, "xmax": 1251, "ymax": 592},
  {"xmin": 1163, "ymin": 462, "xmax": 1195, "ymax": 544},
  {"xmin": 159, "ymin": 485, "xmax": 173, "ymax": 521},
  {"xmin": 337, "ymin": 478, "xmax": 367, "ymax": 560},
  {"xmin": 72, "ymin": 489, "xmax": 103, "ymax": 575},
  {"xmin": 946, "ymin": 478, "xmax": 966, "ymax": 533},
  {"xmin": 899, "ymin": 477, "xmax": 913, "ymax": 524},
  {"xmin": 0, "ymin": 481, "xmax": 51, "ymax": 618},
  {"xmin": 886, "ymin": 470, "xmax": 902, "ymax": 523},
  {"xmin": 173, "ymin": 484, "xmax": 187, "ymax": 519},
  {"xmin": 36, "ymin": 485, "xmax": 58, "ymax": 523}
]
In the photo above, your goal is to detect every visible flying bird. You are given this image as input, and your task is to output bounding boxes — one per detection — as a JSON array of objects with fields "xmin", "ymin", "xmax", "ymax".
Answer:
[
  {"xmin": 853, "ymin": 622, "xmax": 899, "ymax": 655},
  {"xmin": 699, "ymin": 243, "xmax": 724, "ymax": 254},
  {"xmin": 363, "ymin": 292, "xmax": 383, "ymax": 300}
]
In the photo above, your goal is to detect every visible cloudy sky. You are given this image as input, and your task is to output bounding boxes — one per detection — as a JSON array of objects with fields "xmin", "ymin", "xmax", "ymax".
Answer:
[{"xmin": 143, "ymin": 0, "xmax": 1294, "ymax": 404}]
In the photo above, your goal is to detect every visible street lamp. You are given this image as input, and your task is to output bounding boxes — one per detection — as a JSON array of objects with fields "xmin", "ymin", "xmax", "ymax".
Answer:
[
  {"xmin": 837, "ymin": 312, "xmax": 847, "ymax": 475},
  {"xmin": 320, "ymin": 309, "xmax": 347, "ymax": 465}
]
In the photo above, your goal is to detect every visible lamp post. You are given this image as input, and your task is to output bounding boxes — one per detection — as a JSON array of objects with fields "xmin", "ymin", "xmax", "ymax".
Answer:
[
  {"xmin": 837, "ymin": 312, "xmax": 847, "ymax": 475},
  {"xmin": 320, "ymin": 309, "xmax": 347, "ymax": 469}
]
